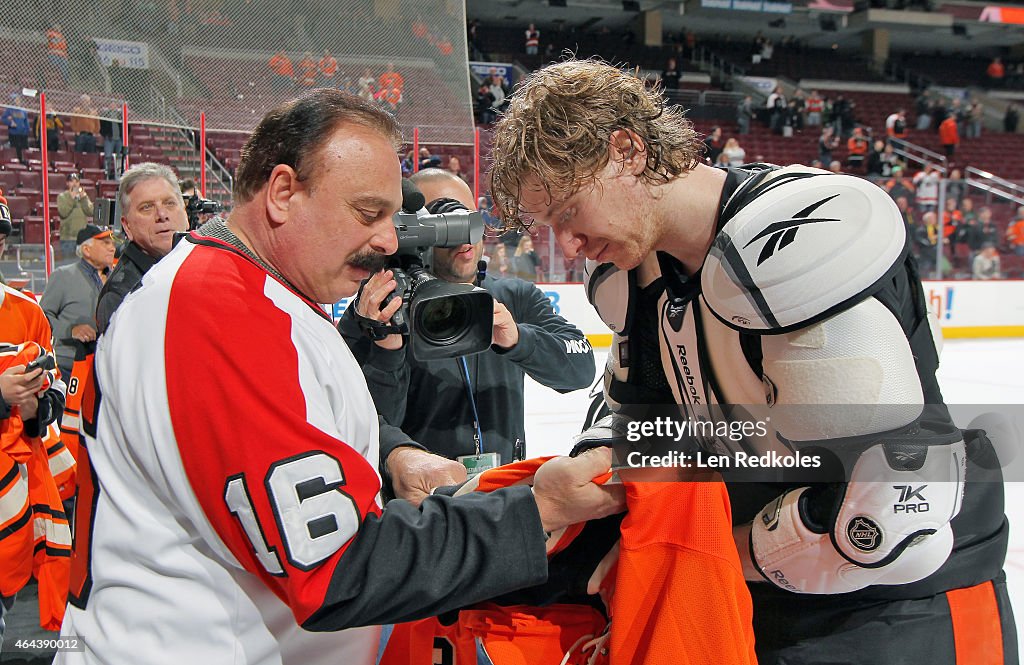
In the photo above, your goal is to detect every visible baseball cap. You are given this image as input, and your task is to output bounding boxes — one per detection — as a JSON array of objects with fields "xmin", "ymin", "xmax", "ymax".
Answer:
[
  {"xmin": 76, "ymin": 224, "xmax": 112, "ymax": 246},
  {"xmin": 0, "ymin": 193, "xmax": 12, "ymax": 237}
]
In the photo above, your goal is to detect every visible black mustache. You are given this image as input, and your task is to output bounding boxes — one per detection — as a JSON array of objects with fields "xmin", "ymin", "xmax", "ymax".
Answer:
[{"xmin": 349, "ymin": 251, "xmax": 389, "ymax": 273}]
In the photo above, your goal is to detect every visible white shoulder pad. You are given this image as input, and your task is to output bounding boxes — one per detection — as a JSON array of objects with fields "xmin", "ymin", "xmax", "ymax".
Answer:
[
  {"xmin": 702, "ymin": 167, "xmax": 907, "ymax": 333},
  {"xmin": 584, "ymin": 259, "xmax": 635, "ymax": 334}
]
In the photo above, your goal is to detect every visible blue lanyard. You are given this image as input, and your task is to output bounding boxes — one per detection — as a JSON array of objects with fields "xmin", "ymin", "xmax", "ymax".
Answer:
[{"xmin": 458, "ymin": 356, "xmax": 485, "ymax": 455}]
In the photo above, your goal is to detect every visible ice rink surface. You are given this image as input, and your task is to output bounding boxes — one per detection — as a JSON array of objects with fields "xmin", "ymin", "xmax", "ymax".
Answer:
[{"xmin": 524, "ymin": 339, "xmax": 1024, "ymax": 641}]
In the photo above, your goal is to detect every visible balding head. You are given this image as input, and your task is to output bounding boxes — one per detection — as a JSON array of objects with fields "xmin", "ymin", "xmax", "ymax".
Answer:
[{"xmin": 409, "ymin": 168, "xmax": 474, "ymax": 211}]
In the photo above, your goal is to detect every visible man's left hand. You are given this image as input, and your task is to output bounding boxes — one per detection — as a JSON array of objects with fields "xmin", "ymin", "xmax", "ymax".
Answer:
[{"xmin": 492, "ymin": 300, "xmax": 519, "ymax": 349}]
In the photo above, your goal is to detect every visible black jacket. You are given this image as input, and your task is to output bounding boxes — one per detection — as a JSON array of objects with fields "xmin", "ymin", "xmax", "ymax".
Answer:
[
  {"xmin": 96, "ymin": 241, "xmax": 158, "ymax": 335},
  {"xmin": 340, "ymin": 275, "xmax": 595, "ymax": 474}
]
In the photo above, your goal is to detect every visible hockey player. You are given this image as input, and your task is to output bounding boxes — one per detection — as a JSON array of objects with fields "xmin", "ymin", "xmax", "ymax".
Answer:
[{"xmin": 489, "ymin": 59, "xmax": 1014, "ymax": 664}]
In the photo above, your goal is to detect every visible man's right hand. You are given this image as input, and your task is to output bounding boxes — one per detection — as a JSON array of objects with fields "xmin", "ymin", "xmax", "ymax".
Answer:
[
  {"xmin": 356, "ymin": 270, "xmax": 404, "ymax": 351},
  {"xmin": 532, "ymin": 447, "xmax": 627, "ymax": 534},
  {"xmin": 386, "ymin": 446, "xmax": 468, "ymax": 507},
  {"xmin": 0, "ymin": 365, "xmax": 46, "ymax": 410}
]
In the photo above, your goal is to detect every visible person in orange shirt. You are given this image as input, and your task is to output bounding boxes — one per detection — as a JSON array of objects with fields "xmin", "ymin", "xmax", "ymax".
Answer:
[
  {"xmin": 297, "ymin": 52, "xmax": 318, "ymax": 88},
  {"xmin": 939, "ymin": 115, "xmax": 959, "ymax": 158},
  {"xmin": 987, "ymin": 57, "xmax": 1005, "ymax": 88},
  {"xmin": 376, "ymin": 63, "xmax": 404, "ymax": 109},
  {"xmin": 846, "ymin": 126, "xmax": 870, "ymax": 172},
  {"xmin": 0, "ymin": 194, "xmax": 74, "ymax": 643},
  {"xmin": 318, "ymin": 50, "xmax": 337, "ymax": 87},
  {"xmin": 1006, "ymin": 206, "xmax": 1024, "ymax": 256},
  {"xmin": 46, "ymin": 24, "xmax": 69, "ymax": 86},
  {"xmin": 268, "ymin": 50, "xmax": 294, "ymax": 94}
]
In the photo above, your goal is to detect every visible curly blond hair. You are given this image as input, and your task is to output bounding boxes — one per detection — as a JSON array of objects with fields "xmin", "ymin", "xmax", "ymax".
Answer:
[{"xmin": 489, "ymin": 58, "xmax": 702, "ymax": 231}]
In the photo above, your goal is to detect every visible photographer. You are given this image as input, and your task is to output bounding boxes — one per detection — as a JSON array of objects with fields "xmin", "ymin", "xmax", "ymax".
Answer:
[
  {"xmin": 339, "ymin": 169, "xmax": 595, "ymax": 504},
  {"xmin": 180, "ymin": 177, "xmax": 222, "ymax": 229},
  {"xmin": 57, "ymin": 173, "xmax": 94, "ymax": 259},
  {"xmin": 95, "ymin": 162, "xmax": 189, "ymax": 334}
]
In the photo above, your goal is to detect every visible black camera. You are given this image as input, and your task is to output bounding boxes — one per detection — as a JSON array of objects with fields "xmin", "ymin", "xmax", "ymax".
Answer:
[
  {"xmin": 357, "ymin": 180, "xmax": 494, "ymax": 361},
  {"xmin": 185, "ymin": 195, "xmax": 223, "ymax": 230}
]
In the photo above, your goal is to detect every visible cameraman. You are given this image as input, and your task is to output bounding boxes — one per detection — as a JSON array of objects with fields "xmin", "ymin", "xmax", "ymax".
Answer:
[
  {"xmin": 96, "ymin": 163, "xmax": 189, "ymax": 334},
  {"xmin": 180, "ymin": 177, "xmax": 221, "ymax": 229},
  {"xmin": 339, "ymin": 169, "xmax": 595, "ymax": 504}
]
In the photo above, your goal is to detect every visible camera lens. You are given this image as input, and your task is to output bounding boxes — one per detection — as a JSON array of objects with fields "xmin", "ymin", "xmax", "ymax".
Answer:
[{"xmin": 418, "ymin": 296, "xmax": 470, "ymax": 343}]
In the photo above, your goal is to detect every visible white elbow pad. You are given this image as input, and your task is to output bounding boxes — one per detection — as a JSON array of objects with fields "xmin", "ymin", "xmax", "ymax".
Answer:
[{"xmin": 748, "ymin": 433, "xmax": 966, "ymax": 594}]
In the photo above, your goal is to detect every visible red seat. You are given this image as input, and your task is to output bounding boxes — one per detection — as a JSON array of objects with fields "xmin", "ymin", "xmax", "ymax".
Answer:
[
  {"xmin": 75, "ymin": 152, "xmax": 102, "ymax": 170},
  {"xmin": 0, "ymin": 171, "xmax": 18, "ymax": 194},
  {"xmin": 5, "ymin": 196, "xmax": 31, "ymax": 220}
]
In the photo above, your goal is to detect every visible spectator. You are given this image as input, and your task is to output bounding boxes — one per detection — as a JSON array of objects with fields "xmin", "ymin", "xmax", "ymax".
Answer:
[
  {"xmin": 1006, "ymin": 206, "xmax": 1024, "ymax": 256},
  {"xmin": 39, "ymin": 224, "xmax": 115, "ymax": 379},
  {"xmin": 318, "ymin": 50, "xmax": 337, "ymax": 87},
  {"xmin": 70, "ymin": 94, "xmax": 100, "ymax": 153},
  {"xmin": 341, "ymin": 167, "xmax": 592, "ymax": 485},
  {"xmin": 703, "ymin": 126, "xmax": 723, "ymax": 164},
  {"xmin": 940, "ymin": 197, "xmax": 963, "ymax": 264},
  {"xmin": 736, "ymin": 95, "xmax": 753, "ymax": 135},
  {"xmin": 1004, "ymin": 103, "xmax": 1019, "ymax": 133},
  {"xmin": 913, "ymin": 163, "xmax": 940, "ymax": 212},
  {"xmin": 57, "ymin": 173, "xmax": 95, "ymax": 259},
  {"xmin": 661, "ymin": 57, "xmax": 682, "ymax": 91},
  {"xmin": 56, "ymin": 90, "xmax": 623, "ymax": 664},
  {"xmin": 987, "ymin": 57, "xmax": 1005, "ymax": 88},
  {"xmin": 488, "ymin": 72, "xmax": 510, "ymax": 115},
  {"xmin": 804, "ymin": 90, "xmax": 823, "ymax": 127},
  {"xmin": 524, "ymin": 23, "xmax": 540, "ymax": 55},
  {"xmin": 865, "ymin": 140, "xmax": 888, "ymax": 179},
  {"xmin": 0, "ymin": 198, "xmax": 8, "ymax": 285},
  {"xmin": 512, "ymin": 233, "xmax": 543, "ymax": 282},
  {"xmin": 376, "ymin": 63, "xmax": 404, "ymax": 110},
  {"xmin": 269, "ymin": 51, "xmax": 294, "ymax": 94},
  {"xmin": 400, "ymin": 149, "xmax": 416, "ymax": 177},
  {"xmin": 418, "ymin": 147, "xmax": 441, "ymax": 170},
  {"xmin": 885, "ymin": 108, "xmax": 907, "ymax": 141},
  {"xmin": 973, "ymin": 243, "xmax": 1002, "ymax": 279},
  {"xmin": 885, "ymin": 166, "xmax": 916, "ymax": 204},
  {"xmin": 297, "ymin": 52, "xmax": 317, "ymax": 88},
  {"xmin": 446, "ymin": 155, "xmax": 466, "ymax": 181},
  {"xmin": 357, "ymin": 67, "xmax": 376, "ymax": 101},
  {"xmin": 894, "ymin": 194, "xmax": 917, "ymax": 228},
  {"xmin": 34, "ymin": 111, "xmax": 64, "ymax": 152},
  {"xmin": 939, "ymin": 114, "xmax": 959, "ymax": 158},
  {"xmin": 766, "ymin": 86, "xmax": 785, "ymax": 134},
  {"xmin": 818, "ymin": 125, "xmax": 839, "ymax": 164},
  {"xmin": 1, "ymin": 95, "xmax": 30, "ymax": 163},
  {"xmin": 978, "ymin": 206, "xmax": 999, "ymax": 248},
  {"xmin": 846, "ymin": 127, "xmax": 869, "ymax": 172},
  {"xmin": 828, "ymin": 159, "xmax": 842, "ymax": 173},
  {"xmin": 913, "ymin": 210, "xmax": 940, "ymax": 276},
  {"xmin": 945, "ymin": 168, "xmax": 966, "ymax": 206},
  {"xmin": 958, "ymin": 200, "xmax": 984, "ymax": 268},
  {"xmin": 966, "ymin": 99, "xmax": 984, "ymax": 139},
  {"xmin": 915, "ymin": 90, "xmax": 933, "ymax": 131},
  {"xmin": 96, "ymin": 163, "xmax": 190, "ymax": 334},
  {"xmin": 722, "ymin": 137, "xmax": 746, "ymax": 166},
  {"xmin": 99, "ymin": 103, "xmax": 124, "ymax": 179},
  {"xmin": 46, "ymin": 24, "xmax": 70, "ymax": 85},
  {"xmin": 476, "ymin": 82, "xmax": 496, "ymax": 124},
  {"xmin": 492, "ymin": 241, "xmax": 511, "ymax": 277}
]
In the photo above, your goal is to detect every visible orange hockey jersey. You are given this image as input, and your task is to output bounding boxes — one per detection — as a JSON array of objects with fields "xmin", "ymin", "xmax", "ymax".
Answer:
[{"xmin": 381, "ymin": 458, "xmax": 756, "ymax": 665}]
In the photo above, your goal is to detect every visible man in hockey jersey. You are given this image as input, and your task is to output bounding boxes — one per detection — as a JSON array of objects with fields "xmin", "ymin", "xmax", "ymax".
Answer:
[
  {"xmin": 489, "ymin": 59, "xmax": 1014, "ymax": 664},
  {"xmin": 340, "ymin": 168, "xmax": 595, "ymax": 504},
  {"xmin": 56, "ymin": 89, "xmax": 625, "ymax": 664}
]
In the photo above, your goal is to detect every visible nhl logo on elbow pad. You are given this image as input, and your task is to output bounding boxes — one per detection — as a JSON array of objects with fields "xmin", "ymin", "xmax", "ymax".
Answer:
[{"xmin": 847, "ymin": 516, "xmax": 882, "ymax": 552}]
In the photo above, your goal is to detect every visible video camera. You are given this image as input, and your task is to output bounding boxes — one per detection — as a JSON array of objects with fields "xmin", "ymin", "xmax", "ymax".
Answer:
[
  {"xmin": 185, "ymin": 195, "xmax": 223, "ymax": 230},
  {"xmin": 357, "ymin": 179, "xmax": 494, "ymax": 361}
]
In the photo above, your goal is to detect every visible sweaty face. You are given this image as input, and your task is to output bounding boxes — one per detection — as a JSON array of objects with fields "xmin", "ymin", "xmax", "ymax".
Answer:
[
  {"xmin": 121, "ymin": 178, "xmax": 189, "ymax": 258},
  {"xmin": 517, "ymin": 159, "xmax": 657, "ymax": 271},
  {"xmin": 274, "ymin": 123, "xmax": 402, "ymax": 303},
  {"xmin": 418, "ymin": 176, "xmax": 482, "ymax": 284}
]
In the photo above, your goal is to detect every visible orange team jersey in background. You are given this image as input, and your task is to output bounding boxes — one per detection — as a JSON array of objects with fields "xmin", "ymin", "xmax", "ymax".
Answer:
[
  {"xmin": 46, "ymin": 30, "xmax": 68, "ymax": 58},
  {"xmin": 379, "ymin": 70, "xmax": 404, "ymax": 92},
  {"xmin": 1007, "ymin": 219, "xmax": 1024, "ymax": 247},
  {"xmin": 319, "ymin": 56, "xmax": 337, "ymax": 78},
  {"xmin": 269, "ymin": 54, "xmax": 293, "ymax": 78}
]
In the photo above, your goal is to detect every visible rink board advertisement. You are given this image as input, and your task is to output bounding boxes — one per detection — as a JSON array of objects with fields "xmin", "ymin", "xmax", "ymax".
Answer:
[{"xmin": 329, "ymin": 280, "xmax": 1024, "ymax": 345}]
